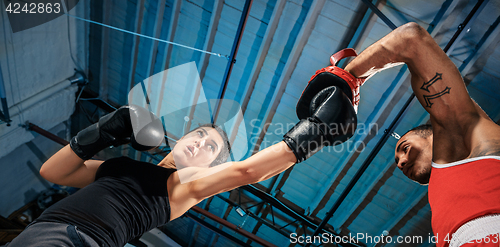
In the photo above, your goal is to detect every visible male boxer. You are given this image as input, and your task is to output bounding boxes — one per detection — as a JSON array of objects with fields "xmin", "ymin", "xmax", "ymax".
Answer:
[{"xmin": 312, "ymin": 22, "xmax": 500, "ymax": 247}]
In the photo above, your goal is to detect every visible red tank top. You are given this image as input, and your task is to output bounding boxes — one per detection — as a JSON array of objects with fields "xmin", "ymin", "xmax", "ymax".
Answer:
[{"xmin": 428, "ymin": 156, "xmax": 500, "ymax": 247}]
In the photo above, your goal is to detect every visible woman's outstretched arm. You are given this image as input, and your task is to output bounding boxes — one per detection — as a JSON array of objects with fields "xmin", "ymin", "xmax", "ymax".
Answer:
[
  {"xmin": 188, "ymin": 141, "xmax": 297, "ymax": 199},
  {"xmin": 188, "ymin": 83, "xmax": 356, "ymax": 201}
]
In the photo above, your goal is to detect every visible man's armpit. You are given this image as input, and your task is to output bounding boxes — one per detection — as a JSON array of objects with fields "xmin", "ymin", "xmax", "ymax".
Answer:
[{"xmin": 470, "ymin": 139, "xmax": 500, "ymax": 158}]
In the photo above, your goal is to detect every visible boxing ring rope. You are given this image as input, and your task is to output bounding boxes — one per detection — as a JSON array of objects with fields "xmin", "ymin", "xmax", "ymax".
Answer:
[
  {"xmin": 24, "ymin": 122, "xmax": 276, "ymax": 247},
  {"xmin": 63, "ymin": 13, "xmax": 229, "ymax": 59},
  {"xmin": 304, "ymin": 1, "xmax": 487, "ymax": 245}
]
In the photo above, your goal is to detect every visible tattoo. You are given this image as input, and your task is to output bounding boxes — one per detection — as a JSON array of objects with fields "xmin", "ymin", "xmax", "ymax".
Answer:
[
  {"xmin": 420, "ymin": 73, "xmax": 442, "ymax": 92},
  {"xmin": 423, "ymin": 87, "xmax": 451, "ymax": 108},
  {"xmin": 419, "ymin": 72, "xmax": 451, "ymax": 108},
  {"xmin": 470, "ymin": 139, "xmax": 500, "ymax": 158}
]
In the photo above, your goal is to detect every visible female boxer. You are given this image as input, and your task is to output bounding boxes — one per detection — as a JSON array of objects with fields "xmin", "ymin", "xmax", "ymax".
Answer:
[{"xmin": 6, "ymin": 80, "xmax": 358, "ymax": 247}]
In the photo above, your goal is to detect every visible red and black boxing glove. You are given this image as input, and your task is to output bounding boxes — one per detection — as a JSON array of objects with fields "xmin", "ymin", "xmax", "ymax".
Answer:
[{"xmin": 296, "ymin": 48, "xmax": 365, "ymax": 120}]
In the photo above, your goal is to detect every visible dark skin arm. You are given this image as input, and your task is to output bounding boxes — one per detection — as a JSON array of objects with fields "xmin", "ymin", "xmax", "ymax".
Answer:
[{"xmin": 344, "ymin": 22, "xmax": 500, "ymax": 163}]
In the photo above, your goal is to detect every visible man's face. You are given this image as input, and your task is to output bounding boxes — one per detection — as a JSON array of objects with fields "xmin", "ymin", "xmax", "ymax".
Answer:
[
  {"xmin": 394, "ymin": 132, "xmax": 433, "ymax": 184},
  {"xmin": 172, "ymin": 127, "xmax": 224, "ymax": 168}
]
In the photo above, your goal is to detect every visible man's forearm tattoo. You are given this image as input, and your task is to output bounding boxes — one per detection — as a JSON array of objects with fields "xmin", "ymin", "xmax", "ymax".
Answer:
[{"xmin": 420, "ymin": 72, "xmax": 451, "ymax": 108}]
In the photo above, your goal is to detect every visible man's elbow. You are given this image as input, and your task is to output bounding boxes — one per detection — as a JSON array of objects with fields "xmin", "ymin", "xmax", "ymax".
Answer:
[{"xmin": 397, "ymin": 22, "xmax": 431, "ymax": 59}]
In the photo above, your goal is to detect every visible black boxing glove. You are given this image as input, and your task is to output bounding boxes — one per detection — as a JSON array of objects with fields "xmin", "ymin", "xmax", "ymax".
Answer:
[
  {"xmin": 70, "ymin": 105, "xmax": 164, "ymax": 160},
  {"xmin": 283, "ymin": 86, "xmax": 357, "ymax": 163}
]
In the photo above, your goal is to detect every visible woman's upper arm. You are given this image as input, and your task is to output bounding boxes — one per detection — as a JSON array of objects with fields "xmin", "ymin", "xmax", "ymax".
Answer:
[
  {"xmin": 189, "ymin": 162, "xmax": 252, "ymax": 200},
  {"xmin": 40, "ymin": 145, "xmax": 104, "ymax": 188},
  {"xmin": 188, "ymin": 141, "xmax": 296, "ymax": 200},
  {"xmin": 56, "ymin": 159, "xmax": 104, "ymax": 188}
]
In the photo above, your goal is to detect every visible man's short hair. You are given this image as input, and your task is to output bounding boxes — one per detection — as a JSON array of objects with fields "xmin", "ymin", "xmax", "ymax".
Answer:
[
  {"xmin": 188, "ymin": 123, "xmax": 232, "ymax": 167},
  {"xmin": 402, "ymin": 124, "xmax": 433, "ymax": 139}
]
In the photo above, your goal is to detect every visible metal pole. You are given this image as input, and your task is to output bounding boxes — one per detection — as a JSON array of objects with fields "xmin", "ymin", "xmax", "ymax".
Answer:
[
  {"xmin": 305, "ymin": 1, "xmax": 487, "ymax": 246},
  {"xmin": 26, "ymin": 123, "xmax": 70, "ymax": 146},
  {"xmin": 359, "ymin": 0, "xmax": 397, "ymax": 30},
  {"xmin": 0, "ymin": 66, "xmax": 11, "ymax": 126},
  {"xmin": 444, "ymin": 0, "xmax": 487, "ymax": 55},
  {"xmin": 191, "ymin": 206, "xmax": 277, "ymax": 247},
  {"xmin": 212, "ymin": 0, "xmax": 253, "ymax": 124},
  {"xmin": 185, "ymin": 212, "xmax": 252, "ymax": 247}
]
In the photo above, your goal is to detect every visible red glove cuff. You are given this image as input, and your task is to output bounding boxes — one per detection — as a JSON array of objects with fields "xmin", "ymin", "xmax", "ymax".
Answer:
[{"xmin": 310, "ymin": 66, "xmax": 364, "ymax": 111}]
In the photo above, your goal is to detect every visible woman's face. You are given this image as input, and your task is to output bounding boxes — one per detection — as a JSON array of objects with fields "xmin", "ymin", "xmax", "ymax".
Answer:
[{"xmin": 172, "ymin": 127, "xmax": 224, "ymax": 168}]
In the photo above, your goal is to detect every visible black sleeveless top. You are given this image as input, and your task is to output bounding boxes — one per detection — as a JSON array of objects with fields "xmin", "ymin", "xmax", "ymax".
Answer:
[{"xmin": 36, "ymin": 157, "xmax": 176, "ymax": 247}]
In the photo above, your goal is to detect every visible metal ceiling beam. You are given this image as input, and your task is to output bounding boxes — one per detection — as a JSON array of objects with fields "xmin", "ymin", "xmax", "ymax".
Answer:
[
  {"xmin": 370, "ymin": 191, "xmax": 431, "ymax": 247},
  {"xmin": 191, "ymin": 205, "xmax": 277, "ymax": 247},
  {"xmin": 153, "ymin": 0, "xmax": 181, "ymax": 118},
  {"xmin": 249, "ymin": 0, "xmax": 326, "ymax": 156},
  {"xmin": 204, "ymin": 0, "xmax": 291, "ymax": 238},
  {"xmin": 371, "ymin": 188, "xmax": 428, "ymax": 246},
  {"xmin": 227, "ymin": 0, "xmax": 286, "ymax": 143},
  {"xmin": 205, "ymin": 196, "xmax": 231, "ymax": 247},
  {"xmin": 197, "ymin": 0, "xmax": 224, "ymax": 83},
  {"xmin": 183, "ymin": 0, "xmax": 225, "ymax": 132},
  {"xmin": 127, "ymin": 0, "xmax": 146, "ymax": 91},
  {"xmin": 304, "ymin": 1, "xmax": 487, "ymax": 244},
  {"xmin": 215, "ymin": 194, "xmax": 294, "ymax": 240},
  {"xmin": 185, "ymin": 212, "xmax": 252, "ymax": 247},
  {"xmin": 159, "ymin": 0, "xmax": 182, "ymax": 72},
  {"xmin": 241, "ymin": 185, "xmax": 363, "ymax": 247},
  {"xmin": 336, "ymin": 0, "xmax": 375, "ymax": 69},
  {"xmin": 460, "ymin": 15, "xmax": 500, "ymax": 75},
  {"xmin": 146, "ymin": 0, "xmax": 167, "ymax": 78},
  {"xmin": 444, "ymin": 0, "xmax": 488, "ymax": 56},
  {"xmin": 336, "ymin": 1, "xmax": 371, "ymax": 54},
  {"xmin": 212, "ymin": 0, "xmax": 254, "ymax": 124},
  {"xmin": 98, "ymin": 0, "xmax": 112, "ymax": 101},
  {"xmin": 0, "ymin": 66, "xmax": 11, "ymax": 126},
  {"xmin": 427, "ymin": 0, "xmax": 462, "ymax": 37},
  {"xmin": 359, "ymin": 0, "xmax": 397, "ymax": 30}
]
